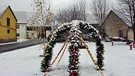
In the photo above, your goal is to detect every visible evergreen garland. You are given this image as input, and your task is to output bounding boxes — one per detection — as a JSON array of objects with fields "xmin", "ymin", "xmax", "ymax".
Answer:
[
  {"xmin": 41, "ymin": 20, "xmax": 105, "ymax": 75},
  {"xmin": 41, "ymin": 23, "xmax": 72, "ymax": 72},
  {"xmin": 68, "ymin": 35, "xmax": 80, "ymax": 76},
  {"xmin": 68, "ymin": 45, "xmax": 79, "ymax": 76},
  {"xmin": 79, "ymin": 22, "xmax": 104, "ymax": 69}
]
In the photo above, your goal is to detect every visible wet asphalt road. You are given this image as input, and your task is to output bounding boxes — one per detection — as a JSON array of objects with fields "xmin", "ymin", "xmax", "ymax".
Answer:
[{"xmin": 0, "ymin": 39, "xmax": 43, "ymax": 53}]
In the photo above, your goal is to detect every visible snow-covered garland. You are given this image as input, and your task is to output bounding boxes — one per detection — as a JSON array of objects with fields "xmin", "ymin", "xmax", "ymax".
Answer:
[
  {"xmin": 68, "ymin": 45, "xmax": 79, "ymax": 76},
  {"xmin": 79, "ymin": 21, "xmax": 104, "ymax": 69},
  {"xmin": 68, "ymin": 27, "xmax": 81, "ymax": 76},
  {"xmin": 41, "ymin": 20, "xmax": 104, "ymax": 74},
  {"xmin": 41, "ymin": 23, "xmax": 72, "ymax": 72}
]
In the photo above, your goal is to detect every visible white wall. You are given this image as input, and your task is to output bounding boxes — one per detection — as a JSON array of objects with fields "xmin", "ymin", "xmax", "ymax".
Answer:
[
  {"xmin": 128, "ymin": 29, "xmax": 134, "ymax": 40},
  {"xmin": 17, "ymin": 23, "xmax": 27, "ymax": 39}
]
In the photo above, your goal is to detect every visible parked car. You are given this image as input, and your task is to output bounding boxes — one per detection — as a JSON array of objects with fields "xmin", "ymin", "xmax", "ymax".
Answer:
[
  {"xmin": 126, "ymin": 39, "xmax": 133, "ymax": 45},
  {"xmin": 109, "ymin": 37, "xmax": 126, "ymax": 42}
]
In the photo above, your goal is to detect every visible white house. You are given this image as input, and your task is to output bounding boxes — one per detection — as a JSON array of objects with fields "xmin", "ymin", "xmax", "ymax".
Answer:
[
  {"xmin": 15, "ymin": 11, "xmax": 57, "ymax": 39},
  {"xmin": 14, "ymin": 11, "xmax": 27, "ymax": 39}
]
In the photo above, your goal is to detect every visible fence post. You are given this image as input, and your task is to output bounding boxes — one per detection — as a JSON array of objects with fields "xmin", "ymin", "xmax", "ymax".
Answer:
[
  {"xmin": 112, "ymin": 41, "xmax": 114, "ymax": 46},
  {"xmin": 129, "ymin": 44, "xmax": 132, "ymax": 50},
  {"xmin": 133, "ymin": 41, "xmax": 135, "ymax": 48}
]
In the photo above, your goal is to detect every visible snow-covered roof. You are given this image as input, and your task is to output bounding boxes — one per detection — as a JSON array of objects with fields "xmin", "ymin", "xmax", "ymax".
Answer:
[
  {"xmin": 113, "ymin": 10, "xmax": 131, "ymax": 26},
  {"xmin": 105, "ymin": 10, "xmax": 131, "ymax": 26},
  {"xmin": 14, "ymin": 11, "xmax": 27, "ymax": 23},
  {"xmin": 14, "ymin": 11, "xmax": 36, "ymax": 24}
]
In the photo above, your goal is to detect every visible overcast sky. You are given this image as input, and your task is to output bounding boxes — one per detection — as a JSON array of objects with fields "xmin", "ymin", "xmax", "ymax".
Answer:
[{"xmin": 0, "ymin": 0, "xmax": 116, "ymax": 13}]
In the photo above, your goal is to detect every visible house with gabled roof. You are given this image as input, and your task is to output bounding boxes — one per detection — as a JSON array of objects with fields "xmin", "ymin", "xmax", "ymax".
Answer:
[
  {"xmin": 14, "ymin": 11, "xmax": 28, "ymax": 39},
  {"xmin": 15, "ymin": 11, "xmax": 54, "ymax": 39},
  {"xmin": 102, "ymin": 10, "xmax": 134, "ymax": 40},
  {"xmin": 0, "ymin": 6, "xmax": 17, "ymax": 43}
]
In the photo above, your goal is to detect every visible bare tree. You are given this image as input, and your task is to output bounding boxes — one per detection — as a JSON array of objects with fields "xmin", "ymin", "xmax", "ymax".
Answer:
[
  {"xmin": 116, "ymin": 0, "xmax": 135, "ymax": 40},
  {"xmin": 55, "ymin": 1, "xmax": 87, "ymax": 24},
  {"xmin": 28, "ymin": 0, "xmax": 52, "ymax": 38},
  {"xmin": 78, "ymin": 1, "xmax": 87, "ymax": 21},
  {"xmin": 27, "ymin": 0, "xmax": 53, "ymax": 55},
  {"xmin": 90, "ymin": 0, "xmax": 110, "ymax": 38},
  {"xmin": 90, "ymin": 0, "xmax": 110, "ymax": 24}
]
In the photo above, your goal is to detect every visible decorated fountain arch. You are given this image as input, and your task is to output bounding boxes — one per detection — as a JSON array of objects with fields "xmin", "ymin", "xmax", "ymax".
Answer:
[{"xmin": 41, "ymin": 20, "xmax": 104, "ymax": 76}]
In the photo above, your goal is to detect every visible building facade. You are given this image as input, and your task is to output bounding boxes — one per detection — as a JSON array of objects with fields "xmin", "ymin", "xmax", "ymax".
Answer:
[
  {"xmin": 128, "ymin": 27, "xmax": 134, "ymax": 40},
  {"xmin": 0, "ymin": 6, "xmax": 17, "ymax": 43},
  {"xmin": 102, "ymin": 10, "xmax": 133, "ymax": 40},
  {"xmin": 14, "ymin": 11, "xmax": 27, "ymax": 39},
  {"xmin": 16, "ymin": 23, "xmax": 27, "ymax": 39}
]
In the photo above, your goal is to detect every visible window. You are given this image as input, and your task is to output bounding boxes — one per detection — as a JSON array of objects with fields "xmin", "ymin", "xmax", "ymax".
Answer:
[
  {"xmin": 17, "ymin": 33, "xmax": 20, "ymax": 36},
  {"xmin": 7, "ymin": 18, "xmax": 10, "ymax": 26},
  {"xmin": 7, "ymin": 29, "xmax": 10, "ymax": 34},
  {"xmin": 16, "ymin": 24, "xmax": 19, "ymax": 29},
  {"xmin": 31, "ymin": 33, "xmax": 34, "ymax": 35},
  {"xmin": 118, "ymin": 30, "xmax": 123, "ymax": 37}
]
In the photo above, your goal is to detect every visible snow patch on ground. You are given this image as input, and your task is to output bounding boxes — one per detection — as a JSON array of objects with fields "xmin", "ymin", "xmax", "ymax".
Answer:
[{"xmin": 0, "ymin": 42, "xmax": 135, "ymax": 76}]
